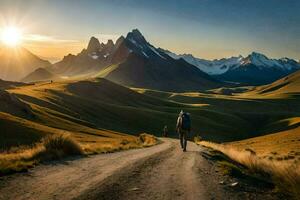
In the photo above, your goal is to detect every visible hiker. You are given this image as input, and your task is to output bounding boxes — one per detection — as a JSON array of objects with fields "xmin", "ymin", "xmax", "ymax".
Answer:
[
  {"xmin": 163, "ymin": 125, "xmax": 168, "ymax": 137},
  {"xmin": 176, "ymin": 110, "xmax": 191, "ymax": 152}
]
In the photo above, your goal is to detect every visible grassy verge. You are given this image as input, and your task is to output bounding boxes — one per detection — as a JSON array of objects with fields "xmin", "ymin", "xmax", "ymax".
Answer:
[
  {"xmin": 197, "ymin": 141, "xmax": 300, "ymax": 199},
  {"xmin": 0, "ymin": 133, "xmax": 158, "ymax": 176}
]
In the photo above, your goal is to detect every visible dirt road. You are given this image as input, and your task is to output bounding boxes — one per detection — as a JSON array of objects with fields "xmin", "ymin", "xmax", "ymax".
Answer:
[{"xmin": 0, "ymin": 139, "xmax": 275, "ymax": 200}]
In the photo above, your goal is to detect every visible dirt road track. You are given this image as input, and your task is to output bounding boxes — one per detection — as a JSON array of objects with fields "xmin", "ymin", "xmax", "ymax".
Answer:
[{"xmin": 0, "ymin": 139, "xmax": 276, "ymax": 200}]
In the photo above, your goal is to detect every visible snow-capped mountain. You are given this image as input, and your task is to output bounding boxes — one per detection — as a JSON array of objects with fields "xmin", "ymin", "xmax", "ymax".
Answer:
[
  {"xmin": 161, "ymin": 49, "xmax": 243, "ymax": 75},
  {"xmin": 238, "ymin": 52, "xmax": 300, "ymax": 71},
  {"xmin": 46, "ymin": 29, "xmax": 221, "ymax": 91},
  {"xmin": 163, "ymin": 49, "xmax": 300, "ymax": 85}
]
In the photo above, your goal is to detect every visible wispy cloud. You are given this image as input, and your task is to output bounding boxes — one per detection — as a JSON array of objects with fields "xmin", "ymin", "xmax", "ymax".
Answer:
[{"xmin": 23, "ymin": 34, "xmax": 79, "ymax": 44}]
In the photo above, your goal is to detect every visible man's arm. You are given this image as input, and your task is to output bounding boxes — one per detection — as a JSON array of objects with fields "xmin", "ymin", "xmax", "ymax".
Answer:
[{"xmin": 176, "ymin": 117, "xmax": 181, "ymax": 132}]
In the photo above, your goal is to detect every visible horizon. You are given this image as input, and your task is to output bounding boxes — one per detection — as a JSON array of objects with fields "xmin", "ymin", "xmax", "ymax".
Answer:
[{"xmin": 0, "ymin": 0, "xmax": 299, "ymax": 62}]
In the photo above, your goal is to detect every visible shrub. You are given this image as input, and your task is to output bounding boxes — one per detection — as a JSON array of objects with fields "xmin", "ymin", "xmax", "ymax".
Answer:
[
  {"xmin": 139, "ymin": 133, "xmax": 158, "ymax": 147},
  {"xmin": 194, "ymin": 135, "xmax": 202, "ymax": 143},
  {"xmin": 41, "ymin": 134, "xmax": 83, "ymax": 158}
]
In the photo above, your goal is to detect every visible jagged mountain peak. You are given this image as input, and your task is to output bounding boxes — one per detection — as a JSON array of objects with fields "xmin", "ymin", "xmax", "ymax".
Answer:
[
  {"xmin": 126, "ymin": 29, "xmax": 147, "ymax": 45},
  {"xmin": 87, "ymin": 36, "xmax": 101, "ymax": 53},
  {"xmin": 116, "ymin": 36, "xmax": 125, "ymax": 44},
  {"xmin": 106, "ymin": 39, "xmax": 114, "ymax": 46},
  {"xmin": 249, "ymin": 51, "xmax": 267, "ymax": 57}
]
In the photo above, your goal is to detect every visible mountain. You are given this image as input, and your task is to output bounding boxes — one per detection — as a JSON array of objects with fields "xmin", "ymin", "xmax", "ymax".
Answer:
[
  {"xmin": 21, "ymin": 68, "xmax": 60, "ymax": 83},
  {"xmin": 161, "ymin": 49, "xmax": 243, "ymax": 75},
  {"xmin": 217, "ymin": 52, "xmax": 300, "ymax": 85},
  {"xmin": 50, "ymin": 29, "xmax": 221, "ymax": 91},
  {"xmin": 0, "ymin": 46, "xmax": 51, "ymax": 81},
  {"xmin": 164, "ymin": 50, "xmax": 300, "ymax": 85}
]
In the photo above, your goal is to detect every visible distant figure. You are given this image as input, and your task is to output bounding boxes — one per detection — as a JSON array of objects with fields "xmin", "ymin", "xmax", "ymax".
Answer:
[
  {"xmin": 163, "ymin": 125, "xmax": 168, "ymax": 137},
  {"xmin": 176, "ymin": 110, "xmax": 191, "ymax": 152}
]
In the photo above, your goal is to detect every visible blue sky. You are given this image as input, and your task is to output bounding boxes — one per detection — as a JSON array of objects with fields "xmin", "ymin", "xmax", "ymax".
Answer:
[{"xmin": 0, "ymin": 0, "xmax": 299, "ymax": 61}]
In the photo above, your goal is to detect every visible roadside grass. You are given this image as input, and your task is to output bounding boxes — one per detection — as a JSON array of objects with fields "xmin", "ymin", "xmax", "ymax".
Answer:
[
  {"xmin": 82, "ymin": 133, "xmax": 159, "ymax": 154},
  {"xmin": 197, "ymin": 141, "xmax": 300, "ymax": 199},
  {"xmin": 0, "ymin": 133, "xmax": 158, "ymax": 176}
]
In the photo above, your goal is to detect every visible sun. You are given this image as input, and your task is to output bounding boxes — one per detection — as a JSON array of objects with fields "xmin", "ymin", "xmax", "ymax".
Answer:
[{"xmin": 1, "ymin": 26, "xmax": 22, "ymax": 47}]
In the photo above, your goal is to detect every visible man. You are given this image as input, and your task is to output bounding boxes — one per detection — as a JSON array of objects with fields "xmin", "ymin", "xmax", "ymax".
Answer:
[
  {"xmin": 162, "ymin": 125, "xmax": 168, "ymax": 137},
  {"xmin": 176, "ymin": 110, "xmax": 191, "ymax": 152}
]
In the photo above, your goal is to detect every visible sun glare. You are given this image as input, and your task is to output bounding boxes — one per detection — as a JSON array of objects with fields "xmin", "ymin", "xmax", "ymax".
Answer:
[{"xmin": 1, "ymin": 26, "xmax": 22, "ymax": 46}]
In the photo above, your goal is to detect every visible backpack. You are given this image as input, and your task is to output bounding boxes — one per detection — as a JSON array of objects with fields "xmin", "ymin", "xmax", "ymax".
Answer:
[{"xmin": 181, "ymin": 113, "xmax": 191, "ymax": 131}]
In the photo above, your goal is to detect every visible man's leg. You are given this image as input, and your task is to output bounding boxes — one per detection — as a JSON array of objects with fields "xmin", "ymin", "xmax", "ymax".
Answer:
[
  {"xmin": 179, "ymin": 132, "xmax": 183, "ymax": 149},
  {"xmin": 183, "ymin": 131, "xmax": 187, "ymax": 151}
]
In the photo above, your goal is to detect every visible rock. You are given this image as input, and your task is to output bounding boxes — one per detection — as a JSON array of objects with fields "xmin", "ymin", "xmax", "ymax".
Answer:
[
  {"xmin": 219, "ymin": 181, "xmax": 224, "ymax": 184},
  {"xmin": 230, "ymin": 182, "xmax": 239, "ymax": 187},
  {"xmin": 128, "ymin": 187, "xmax": 139, "ymax": 191}
]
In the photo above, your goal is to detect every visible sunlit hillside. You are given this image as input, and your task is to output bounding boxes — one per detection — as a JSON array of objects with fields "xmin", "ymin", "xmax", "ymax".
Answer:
[{"xmin": 2, "ymin": 78, "xmax": 251, "ymax": 145}]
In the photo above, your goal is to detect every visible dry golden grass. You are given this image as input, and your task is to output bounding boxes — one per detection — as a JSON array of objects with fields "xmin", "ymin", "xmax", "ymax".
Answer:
[
  {"xmin": 82, "ymin": 133, "xmax": 158, "ymax": 154},
  {"xmin": 228, "ymin": 126, "xmax": 300, "ymax": 162},
  {"xmin": 0, "ymin": 133, "xmax": 158, "ymax": 176},
  {"xmin": 197, "ymin": 140, "xmax": 300, "ymax": 198},
  {"xmin": 0, "ymin": 133, "xmax": 83, "ymax": 175}
]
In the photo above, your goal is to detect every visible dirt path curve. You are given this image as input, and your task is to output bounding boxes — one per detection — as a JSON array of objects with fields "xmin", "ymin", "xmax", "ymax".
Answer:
[{"xmin": 0, "ymin": 139, "xmax": 271, "ymax": 200}]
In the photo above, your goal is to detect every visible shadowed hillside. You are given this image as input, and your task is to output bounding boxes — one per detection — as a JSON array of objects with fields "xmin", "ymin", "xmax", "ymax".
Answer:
[{"xmin": 1, "ymin": 78, "xmax": 251, "ymax": 149}]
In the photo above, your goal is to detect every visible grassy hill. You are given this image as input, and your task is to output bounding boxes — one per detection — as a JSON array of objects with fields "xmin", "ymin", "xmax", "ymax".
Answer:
[
  {"xmin": 2, "ymin": 70, "xmax": 299, "ymax": 150},
  {"xmin": 134, "ymin": 83, "xmax": 300, "ymax": 140},
  {"xmin": 241, "ymin": 70, "xmax": 300, "ymax": 98},
  {"xmin": 227, "ymin": 123, "xmax": 300, "ymax": 161},
  {"xmin": 3, "ymin": 78, "xmax": 248, "ymax": 145}
]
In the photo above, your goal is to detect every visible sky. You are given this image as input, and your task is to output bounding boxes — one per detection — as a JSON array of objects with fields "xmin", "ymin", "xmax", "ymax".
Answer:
[{"xmin": 0, "ymin": 0, "xmax": 299, "ymax": 62}]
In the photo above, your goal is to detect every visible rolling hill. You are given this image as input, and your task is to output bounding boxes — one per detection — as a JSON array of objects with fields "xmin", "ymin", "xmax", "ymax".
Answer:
[
  {"xmin": 0, "ymin": 77, "xmax": 254, "ymax": 151},
  {"xmin": 248, "ymin": 69, "xmax": 300, "ymax": 97}
]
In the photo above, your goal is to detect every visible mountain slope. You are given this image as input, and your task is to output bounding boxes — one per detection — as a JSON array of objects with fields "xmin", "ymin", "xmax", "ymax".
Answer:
[
  {"xmin": 21, "ymin": 68, "xmax": 60, "ymax": 83},
  {"xmin": 165, "ymin": 50, "xmax": 300, "ymax": 85},
  {"xmin": 50, "ymin": 37, "xmax": 118, "ymax": 76},
  {"xmin": 104, "ymin": 29, "xmax": 220, "ymax": 91},
  {"xmin": 0, "ymin": 46, "xmax": 51, "ymax": 81}
]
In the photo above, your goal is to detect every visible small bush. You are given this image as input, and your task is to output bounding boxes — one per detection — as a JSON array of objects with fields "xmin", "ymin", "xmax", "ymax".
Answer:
[
  {"xmin": 139, "ymin": 133, "xmax": 158, "ymax": 147},
  {"xmin": 41, "ymin": 134, "xmax": 83, "ymax": 158},
  {"xmin": 194, "ymin": 135, "xmax": 202, "ymax": 143}
]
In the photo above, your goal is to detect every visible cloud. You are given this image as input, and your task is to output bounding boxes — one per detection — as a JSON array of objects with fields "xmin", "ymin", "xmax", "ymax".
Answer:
[{"xmin": 23, "ymin": 34, "xmax": 79, "ymax": 44}]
